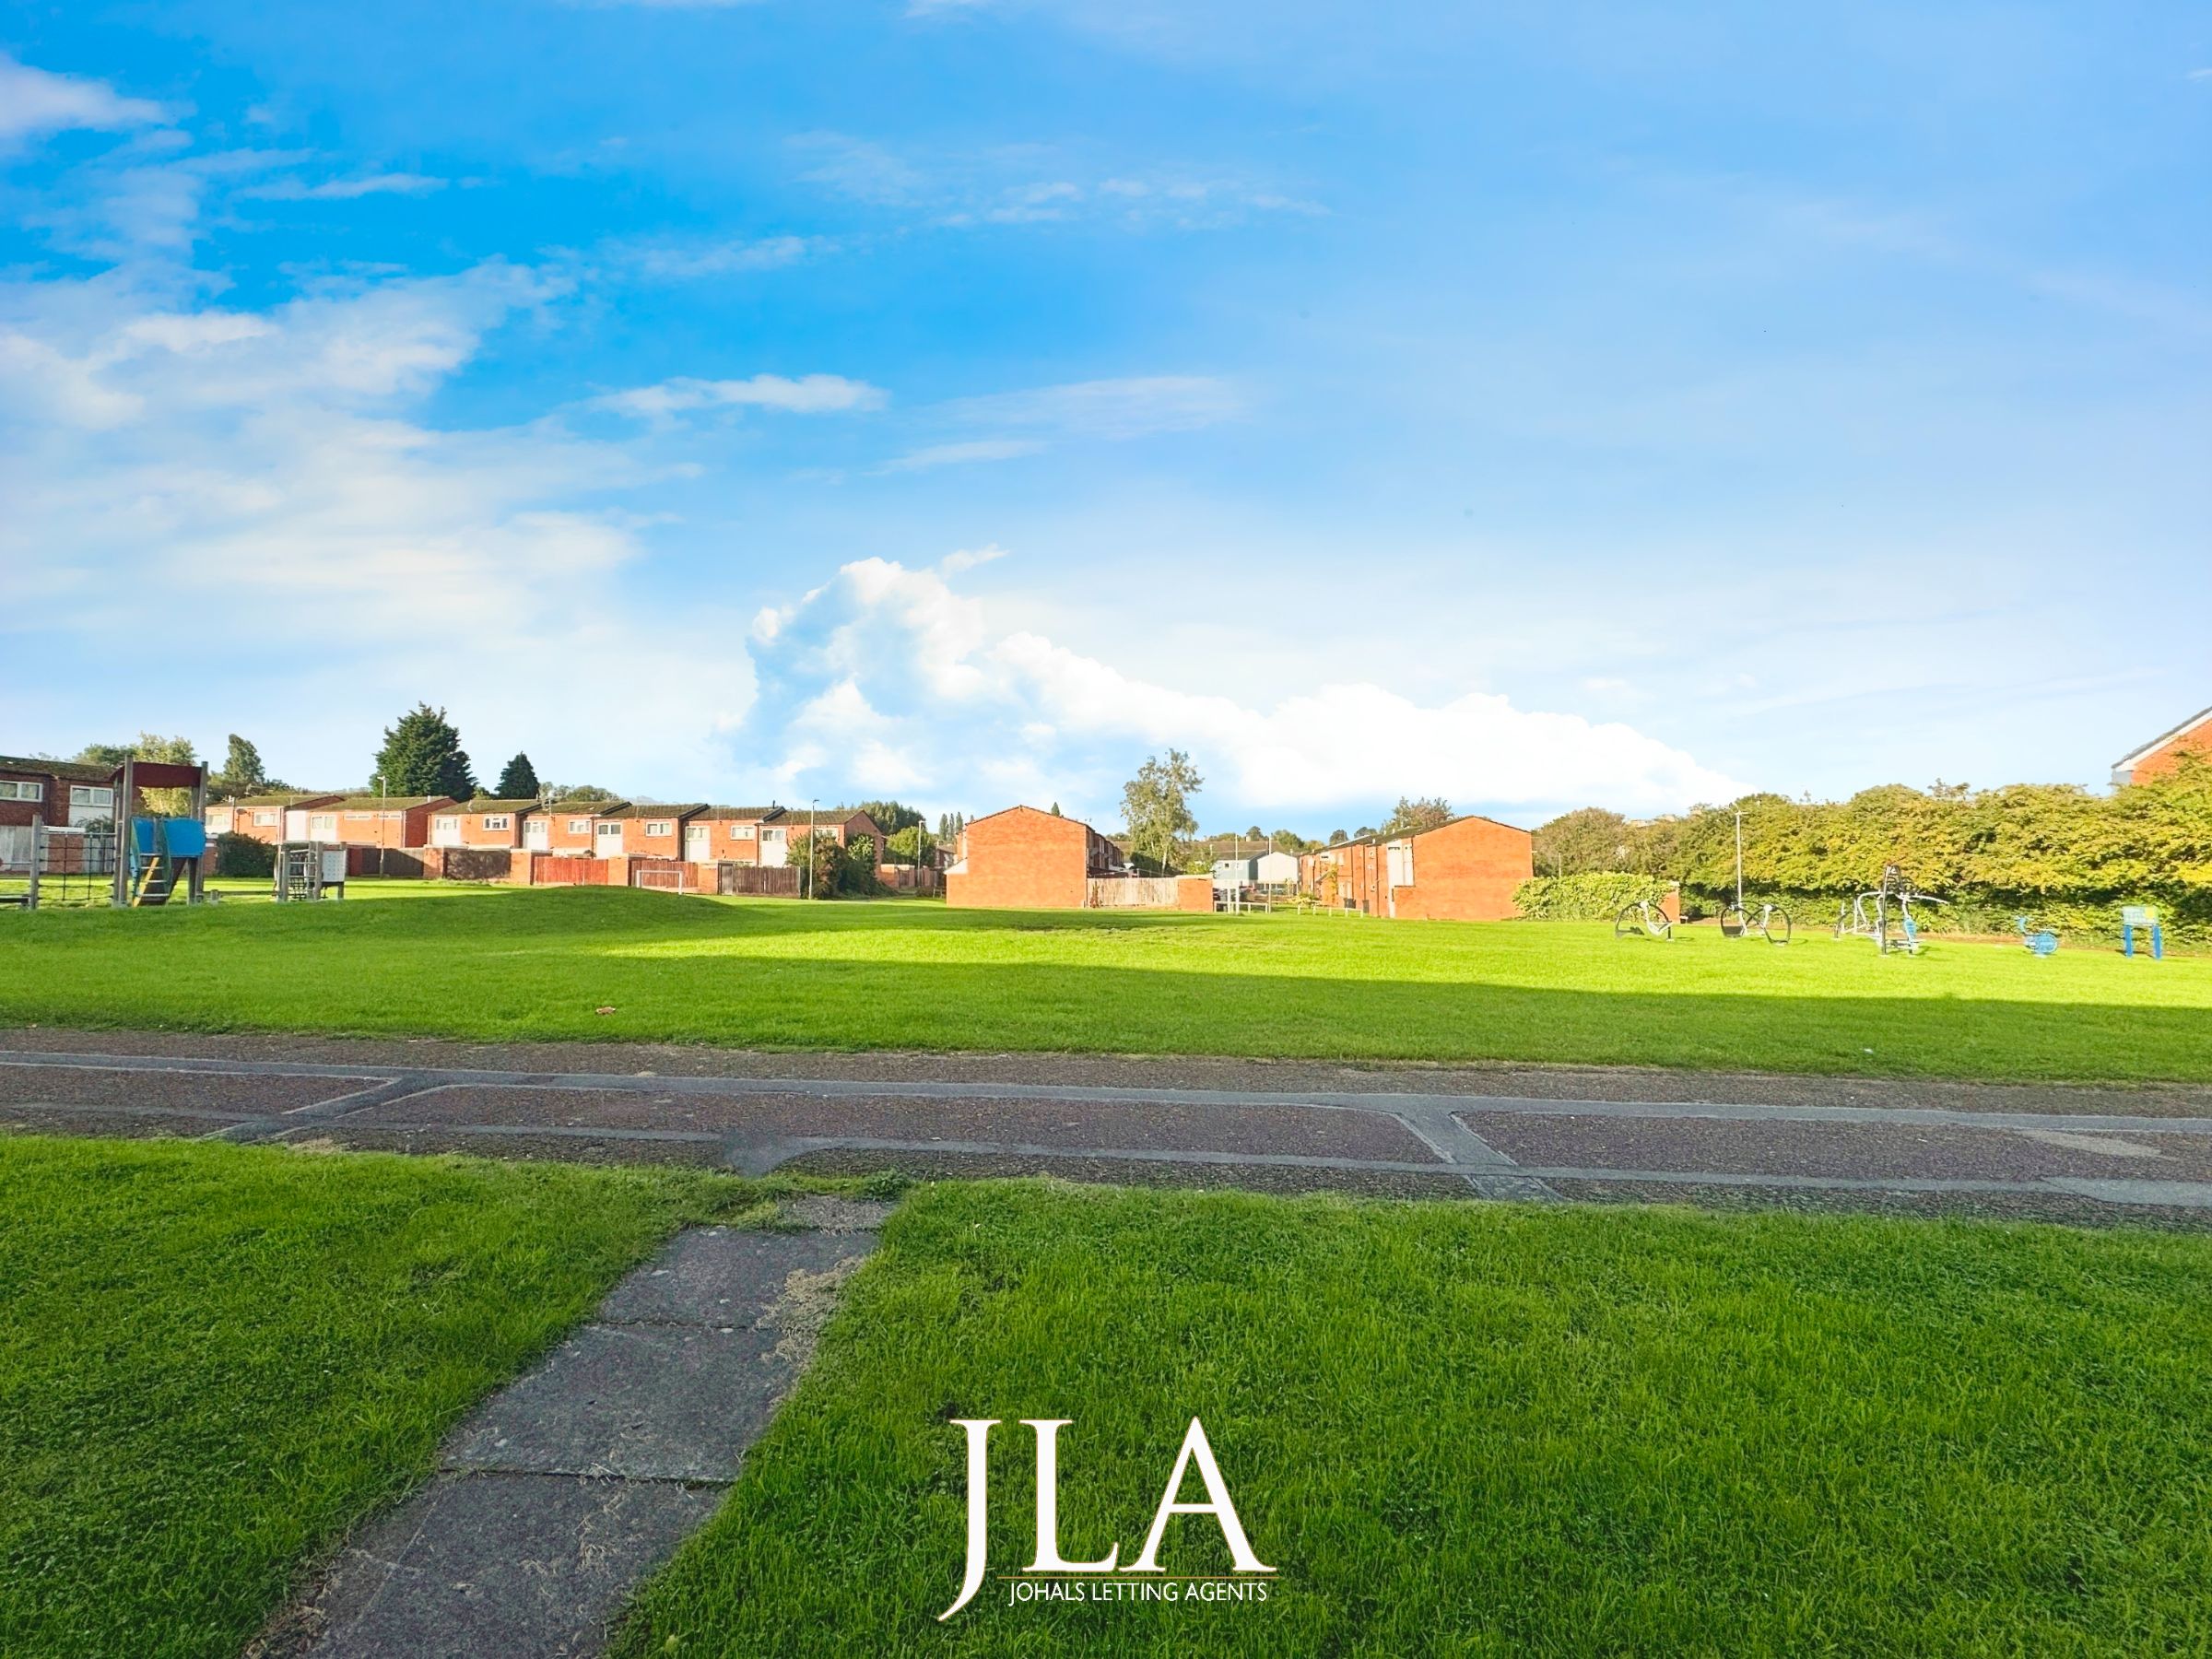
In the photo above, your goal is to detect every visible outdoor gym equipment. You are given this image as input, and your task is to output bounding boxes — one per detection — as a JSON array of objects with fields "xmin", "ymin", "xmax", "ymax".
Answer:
[
  {"xmin": 2015, "ymin": 915, "xmax": 2060, "ymax": 957},
  {"xmin": 2123, "ymin": 905, "xmax": 2164, "ymax": 960},
  {"xmin": 1834, "ymin": 864, "xmax": 1943, "ymax": 955},
  {"xmin": 274, "ymin": 842, "xmax": 348, "ymax": 902},
  {"xmin": 1614, "ymin": 897, "xmax": 1673, "ymax": 940},
  {"xmin": 1720, "ymin": 901, "xmax": 1792, "ymax": 945}
]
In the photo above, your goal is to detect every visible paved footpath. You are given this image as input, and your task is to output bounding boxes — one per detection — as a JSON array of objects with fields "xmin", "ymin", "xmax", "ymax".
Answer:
[
  {"xmin": 7, "ymin": 1027, "xmax": 2212, "ymax": 1226},
  {"xmin": 255, "ymin": 1195, "xmax": 888, "ymax": 1658}
]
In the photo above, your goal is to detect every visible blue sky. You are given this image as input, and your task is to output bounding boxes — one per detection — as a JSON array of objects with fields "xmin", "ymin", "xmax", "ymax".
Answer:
[{"xmin": 3, "ymin": 3, "xmax": 2206, "ymax": 830}]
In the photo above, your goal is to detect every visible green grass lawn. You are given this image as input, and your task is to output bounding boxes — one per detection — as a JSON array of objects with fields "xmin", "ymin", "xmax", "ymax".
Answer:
[
  {"xmin": 3, "ymin": 881, "xmax": 2209, "ymax": 1082},
  {"xmin": 0, "ymin": 1135, "xmax": 767, "ymax": 1659},
  {"xmin": 618, "ymin": 1181, "xmax": 2212, "ymax": 1656}
]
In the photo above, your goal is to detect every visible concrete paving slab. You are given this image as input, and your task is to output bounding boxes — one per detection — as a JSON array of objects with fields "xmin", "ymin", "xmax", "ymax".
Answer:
[
  {"xmin": 597, "ymin": 1225, "xmax": 874, "ymax": 1326},
  {"xmin": 347, "ymin": 1083, "xmax": 1441, "ymax": 1162},
  {"xmin": 443, "ymin": 1324, "xmax": 787, "ymax": 1482},
  {"xmin": 0, "ymin": 1103, "xmax": 246, "ymax": 1139},
  {"xmin": 0, "ymin": 1061, "xmax": 358, "ymax": 1114},
  {"xmin": 269, "ymin": 1473, "xmax": 718, "ymax": 1659},
  {"xmin": 1459, "ymin": 1110, "xmax": 2212, "ymax": 1183}
]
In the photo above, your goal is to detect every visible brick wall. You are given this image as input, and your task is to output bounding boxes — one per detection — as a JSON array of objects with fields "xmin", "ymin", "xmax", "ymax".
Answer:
[
  {"xmin": 947, "ymin": 806, "xmax": 1099, "ymax": 909},
  {"xmin": 1388, "ymin": 816, "xmax": 1534, "ymax": 922},
  {"xmin": 2127, "ymin": 724, "xmax": 2212, "ymax": 784}
]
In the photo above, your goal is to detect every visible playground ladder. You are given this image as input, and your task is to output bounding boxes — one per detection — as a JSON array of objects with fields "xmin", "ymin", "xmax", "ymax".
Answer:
[{"xmin": 132, "ymin": 855, "xmax": 174, "ymax": 907}]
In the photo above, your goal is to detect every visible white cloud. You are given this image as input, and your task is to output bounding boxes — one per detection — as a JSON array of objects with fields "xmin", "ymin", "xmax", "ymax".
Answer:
[
  {"xmin": 242, "ymin": 171, "xmax": 449, "ymax": 201},
  {"xmin": 788, "ymin": 130, "xmax": 1321, "ymax": 229},
  {"xmin": 0, "ymin": 54, "xmax": 168, "ymax": 147},
  {"xmin": 733, "ymin": 558, "xmax": 1744, "ymax": 821},
  {"xmin": 0, "ymin": 259, "xmax": 755, "ymax": 786},
  {"xmin": 880, "ymin": 437, "xmax": 1045, "ymax": 472},
  {"xmin": 941, "ymin": 374, "xmax": 1241, "ymax": 439},
  {"xmin": 613, "ymin": 233, "xmax": 830, "ymax": 280},
  {"xmin": 596, "ymin": 372, "xmax": 888, "ymax": 421}
]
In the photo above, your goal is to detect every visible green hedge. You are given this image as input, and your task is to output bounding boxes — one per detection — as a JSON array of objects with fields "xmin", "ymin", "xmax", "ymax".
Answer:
[
  {"xmin": 1535, "ymin": 762, "xmax": 2212, "ymax": 946},
  {"xmin": 1513, "ymin": 873, "xmax": 1673, "ymax": 921},
  {"xmin": 212, "ymin": 832, "xmax": 275, "ymax": 879}
]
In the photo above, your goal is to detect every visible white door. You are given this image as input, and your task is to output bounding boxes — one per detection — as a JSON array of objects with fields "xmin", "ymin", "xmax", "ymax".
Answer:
[
  {"xmin": 284, "ymin": 807, "xmax": 312, "ymax": 840},
  {"xmin": 524, "ymin": 818, "xmax": 549, "ymax": 851},
  {"xmin": 431, "ymin": 817, "xmax": 461, "ymax": 847},
  {"xmin": 684, "ymin": 825, "xmax": 712, "ymax": 862}
]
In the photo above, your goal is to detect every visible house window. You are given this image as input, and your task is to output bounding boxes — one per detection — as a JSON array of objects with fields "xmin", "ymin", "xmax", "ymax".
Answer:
[
  {"xmin": 644, "ymin": 820, "xmax": 671, "ymax": 836},
  {"xmin": 310, "ymin": 815, "xmax": 337, "ymax": 836},
  {"xmin": 729, "ymin": 824, "xmax": 754, "ymax": 839},
  {"xmin": 483, "ymin": 816, "xmax": 511, "ymax": 831},
  {"xmin": 70, "ymin": 785, "xmax": 115, "ymax": 810},
  {"xmin": 0, "ymin": 781, "xmax": 43, "ymax": 802},
  {"xmin": 595, "ymin": 823, "xmax": 623, "ymax": 841},
  {"xmin": 254, "ymin": 810, "xmax": 276, "ymax": 827},
  {"xmin": 569, "ymin": 818, "xmax": 593, "ymax": 834},
  {"xmin": 345, "ymin": 811, "xmax": 371, "ymax": 821}
]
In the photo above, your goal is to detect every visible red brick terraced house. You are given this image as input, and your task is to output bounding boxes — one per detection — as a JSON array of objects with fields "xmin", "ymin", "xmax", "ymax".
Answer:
[
  {"xmin": 1301, "ymin": 813, "xmax": 1533, "ymax": 922},
  {"xmin": 0, "ymin": 755, "xmax": 126, "ymax": 873},
  {"xmin": 205, "ymin": 792, "xmax": 346, "ymax": 843},
  {"xmin": 683, "ymin": 806, "xmax": 789, "ymax": 866},
  {"xmin": 946, "ymin": 806, "xmax": 1209, "ymax": 911},
  {"xmin": 430, "ymin": 798, "xmax": 543, "ymax": 849},
  {"xmin": 537, "ymin": 800, "xmax": 629, "ymax": 853},
  {"xmin": 2112, "ymin": 705, "xmax": 2212, "ymax": 787},
  {"xmin": 591, "ymin": 803, "xmax": 708, "ymax": 860}
]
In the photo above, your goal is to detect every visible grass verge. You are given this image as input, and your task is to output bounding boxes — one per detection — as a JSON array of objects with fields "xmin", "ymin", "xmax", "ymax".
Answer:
[
  {"xmin": 618, "ymin": 1181, "xmax": 2212, "ymax": 1655},
  {"xmin": 4, "ymin": 882, "xmax": 2210, "ymax": 1082},
  {"xmin": 0, "ymin": 1135, "xmax": 768, "ymax": 1659}
]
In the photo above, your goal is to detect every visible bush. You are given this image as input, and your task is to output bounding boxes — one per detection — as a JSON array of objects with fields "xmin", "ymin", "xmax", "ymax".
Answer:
[
  {"xmin": 1512, "ymin": 873, "xmax": 1673, "ymax": 921},
  {"xmin": 213, "ymin": 833, "xmax": 275, "ymax": 878},
  {"xmin": 1533, "ymin": 760, "xmax": 2212, "ymax": 945}
]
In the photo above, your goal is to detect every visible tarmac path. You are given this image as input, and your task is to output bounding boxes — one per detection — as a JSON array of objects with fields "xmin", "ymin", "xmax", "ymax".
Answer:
[{"xmin": 7, "ymin": 1027, "xmax": 2212, "ymax": 1227}]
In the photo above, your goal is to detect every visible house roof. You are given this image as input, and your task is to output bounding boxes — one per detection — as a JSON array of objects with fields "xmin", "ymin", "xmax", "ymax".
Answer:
[
  {"xmin": 441, "ymin": 797, "xmax": 541, "ymax": 814},
  {"xmin": 696, "ymin": 805, "xmax": 787, "ymax": 821},
  {"xmin": 547, "ymin": 797, "xmax": 628, "ymax": 816},
  {"xmin": 0, "ymin": 754, "xmax": 123, "ymax": 783},
  {"xmin": 325, "ymin": 794, "xmax": 449, "ymax": 811},
  {"xmin": 594, "ymin": 803, "xmax": 709, "ymax": 820},
  {"xmin": 2113, "ymin": 705, "xmax": 2212, "ymax": 773},
  {"xmin": 228, "ymin": 792, "xmax": 346, "ymax": 807}
]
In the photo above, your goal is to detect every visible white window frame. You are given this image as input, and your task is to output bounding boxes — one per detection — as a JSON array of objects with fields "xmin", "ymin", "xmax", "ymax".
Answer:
[
  {"xmin": 0, "ymin": 781, "xmax": 45, "ymax": 802},
  {"xmin": 483, "ymin": 815, "xmax": 511, "ymax": 831},
  {"xmin": 595, "ymin": 822, "xmax": 624, "ymax": 841},
  {"xmin": 345, "ymin": 810, "xmax": 372, "ymax": 821},
  {"xmin": 644, "ymin": 820, "xmax": 672, "ymax": 837},
  {"xmin": 253, "ymin": 810, "xmax": 276, "ymax": 827},
  {"xmin": 569, "ymin": 818, "xmax": 593, "ymax": 834},
  {"xmin": 729, "ymin": 823, "xmax": 754, "ymax": 839},
  {"xmin": 310, "ymin": 814, "xmax": 337, "ymax": 836},
  {"xmin": 70, "ymin": 784, "xmax": 115, "ymax": 809}
]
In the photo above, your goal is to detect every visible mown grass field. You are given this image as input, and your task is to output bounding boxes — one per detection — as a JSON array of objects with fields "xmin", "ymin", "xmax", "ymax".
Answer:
[
  {"xmin": 0, "ymin": 1135, "xmax": 769, "ymax": 1659},
  {"xmin": 618, "ymin": 1181, "xmax": 2212, "ymax": 1655},
  {"xmin": 3, "ymin": 881, "xmax": 2209, "ymax": 1081}
]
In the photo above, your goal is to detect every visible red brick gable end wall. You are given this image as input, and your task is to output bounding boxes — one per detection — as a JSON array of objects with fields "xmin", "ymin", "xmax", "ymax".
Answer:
[
  {"xmin": 946, "ymin": 806, "xmax": 1103, "ymax": 910},
  {"xmin": 1388, "ymin": 816, "xmax": 1534, "ymax": 922}
]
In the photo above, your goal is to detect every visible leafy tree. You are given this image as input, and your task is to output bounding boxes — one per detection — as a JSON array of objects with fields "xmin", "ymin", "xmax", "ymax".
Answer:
[
  {"xmin": 936, "ymin": 811, "xmax": 966, "ymax": 839},
  {"xmin": 1121, "ymin": 749, "xmax": 1203, "ymax": 877},
  {"xmin": 886, "ymin": 824, "xmax": 935, "ymax": 863},
  {"xmin": 547, "ymin": 783, "xmax": 618, "ymax": 803},
  {"xmin": 1245, "ymin": 824, "xmax": 1264, "ymax": 839},
  {"xmin": 211, "ymin": 735, "xmax": 285, "ymax": 797},
  {"xmin": 1532, "ymin": 806, "xmax": 1633, "ymax": 877},
  {"xmin": 1328, "ymin": 829, "xmax": 1348, "ymax": 845},
  {"xmin": 76, "ymin": 734, "xmax": 200, "ymax": 814},
  {"xmin": 856, "ymin": 800, "xmax": 924, "ymax": 834},
  {"xmin": 495, "ymin": 752, "xmax": 540, "ymax": 799},
  {"xmin": 1050, "ymin": 802, "xmax": 1063, "ymax": 817},
  {"xmin": 372, "ymin": 704, "xmax": 477, "ymax": 801},
  {"xmin": 1380, "ymin": 795, "xmax": 1453, "ymax": 838}
]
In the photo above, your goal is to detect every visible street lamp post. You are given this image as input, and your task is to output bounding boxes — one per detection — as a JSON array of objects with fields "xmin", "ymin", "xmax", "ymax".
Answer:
[
  {"xmin": 806, "ymin": 797, "xmax": 818, "ymax": 900},
  {"xmin": 376, "ymin": 772, "xmax": 387, "ymax": 877}
]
